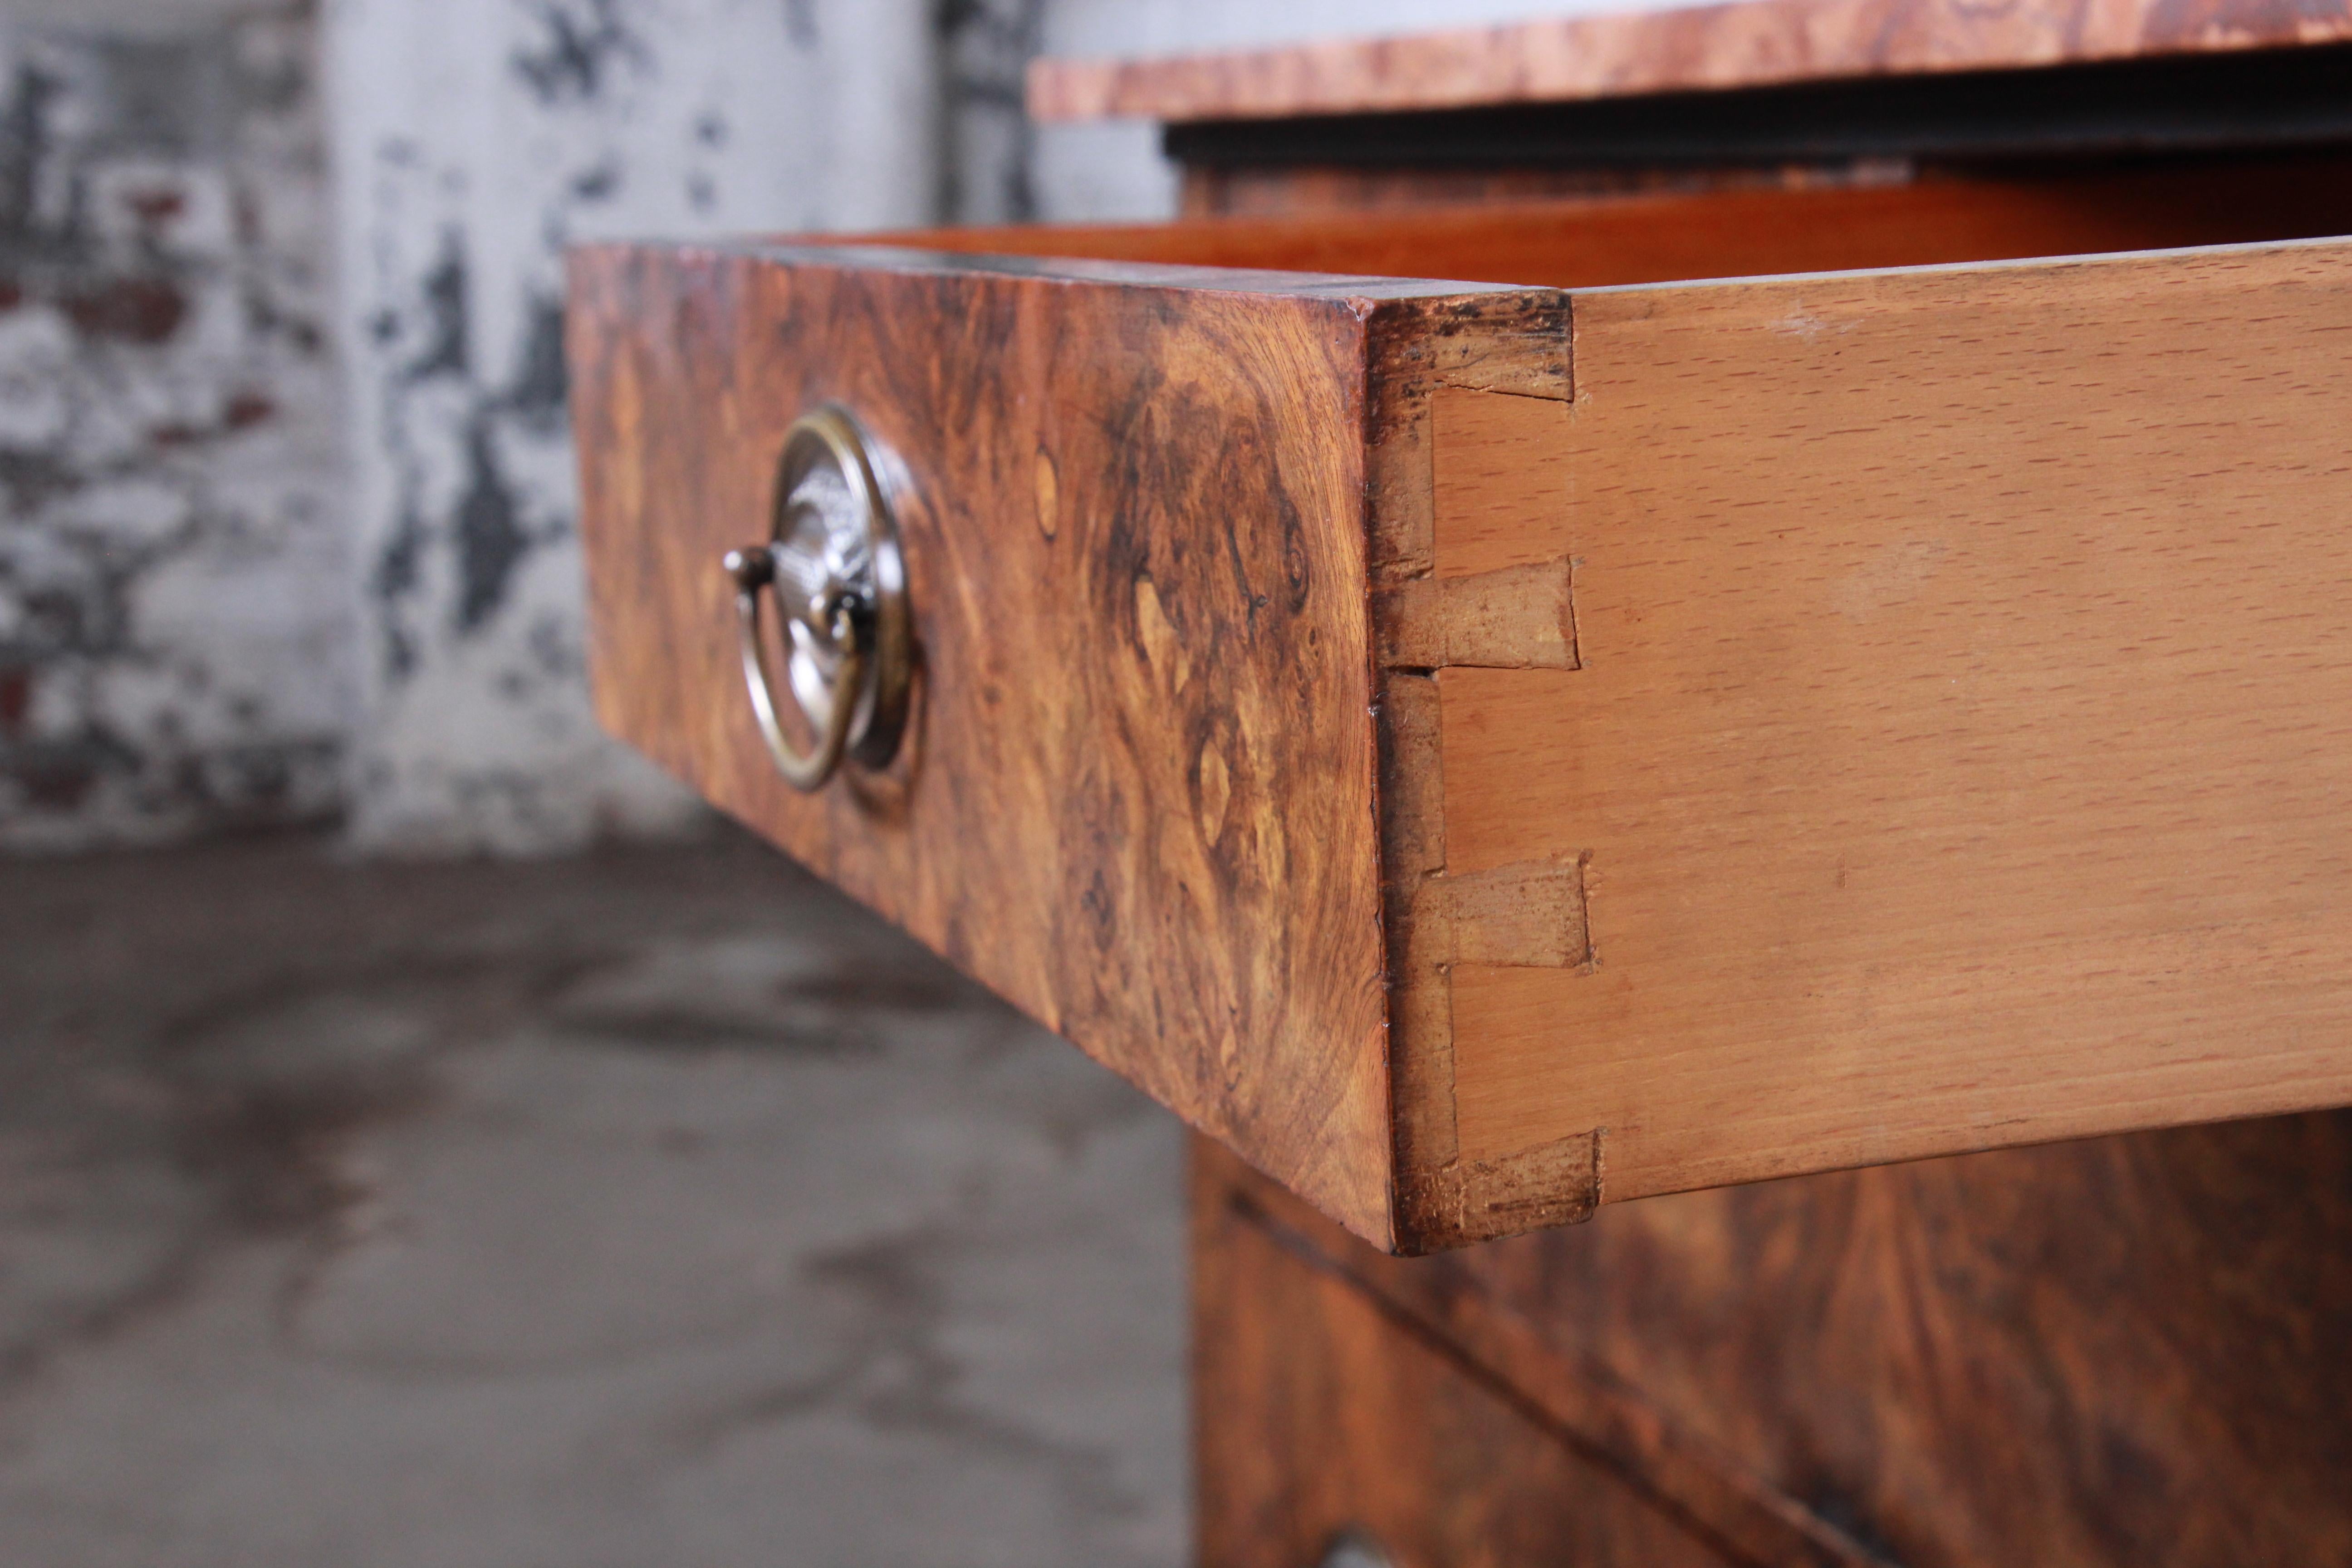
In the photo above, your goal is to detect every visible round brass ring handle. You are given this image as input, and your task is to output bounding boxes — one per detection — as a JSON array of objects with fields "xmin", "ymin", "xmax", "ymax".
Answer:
[
  {"xmin": 723, "ymin": 548, "xmax": 869, "ymax": 790},
  {"xmin": 722, "ymin": 406, "xmax": 910, "ymax": 792}
]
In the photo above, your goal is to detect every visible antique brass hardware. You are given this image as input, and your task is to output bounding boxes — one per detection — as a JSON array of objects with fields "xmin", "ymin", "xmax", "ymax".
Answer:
[{"xmin": 721, "ymin": 405, "xmax": 910, "ymax": 790}]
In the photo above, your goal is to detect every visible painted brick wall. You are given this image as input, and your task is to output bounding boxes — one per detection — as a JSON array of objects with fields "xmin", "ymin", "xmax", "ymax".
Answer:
[
  {"xmin": 323, "ymin": 0, "xmax": 1595, "ymax": 854},
  {"xmin": 0, "ymin": 1, "xmax": 346, "ymax": 849},
  {"xmin": 327, "ymin": 0, "xmax": 940, "ymax": 853}
]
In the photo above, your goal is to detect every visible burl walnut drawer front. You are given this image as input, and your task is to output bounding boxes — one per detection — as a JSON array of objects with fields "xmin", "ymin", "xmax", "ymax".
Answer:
[{"xmin": 569, "ymin": 175, "xmax": 2352, "ymax": 1254}]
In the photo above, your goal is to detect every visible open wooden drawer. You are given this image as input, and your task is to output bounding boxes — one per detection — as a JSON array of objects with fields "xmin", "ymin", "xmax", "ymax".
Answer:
[{"xmin": 568, "ymin": 164, "xmax": 2352, "ymax": 1253}]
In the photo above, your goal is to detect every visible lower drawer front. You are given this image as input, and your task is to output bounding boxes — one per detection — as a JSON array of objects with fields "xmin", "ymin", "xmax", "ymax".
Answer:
[
  {"xmin": 1200, "ymin": 1114, "xmax": 2352, "ymax": 1568},
  {"xmin": 1193, "ymin": 1157, "xmax": 1738, "ymax": 1568},
  {"xmin": 571, "ymin": 194, "xmax": 2352, "ymax": 1254}
]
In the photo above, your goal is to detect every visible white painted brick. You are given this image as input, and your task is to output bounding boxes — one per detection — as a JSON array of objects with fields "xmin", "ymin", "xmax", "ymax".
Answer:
[
  {"xmin": 53, "ymin": 479, "xmax": 192, "ymax": 549},
  {"xmin": 0, "ymin": 310, "xmax": 78, "ymax": 452}
]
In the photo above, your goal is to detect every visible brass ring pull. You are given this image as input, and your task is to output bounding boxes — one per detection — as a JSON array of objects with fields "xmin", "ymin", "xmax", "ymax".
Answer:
[{"xmin": 722, "ymin": 406, "xmax": 911, "ymax": 792}]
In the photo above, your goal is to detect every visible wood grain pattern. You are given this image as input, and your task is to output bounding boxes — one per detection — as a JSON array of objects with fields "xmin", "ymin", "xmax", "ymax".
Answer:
[
  {"xmin": 1441, "ymin": 236, "xmax": 2352, "ymax": 1208},
  {"xmin": 1028, "ymin": 0, "xmax": 2352, "ymax": 122},
  {"xmin": 1205, "ymin": 1109, "xmax": 2352, "ymax": 1568},
  {"xmin": 1199, "ymin": 1136, "xmax": 1897, "ymax": 1567},
  {"xmin": 1193, "ymin": 1138, "xmax": 1761, "ymax": 1568}
]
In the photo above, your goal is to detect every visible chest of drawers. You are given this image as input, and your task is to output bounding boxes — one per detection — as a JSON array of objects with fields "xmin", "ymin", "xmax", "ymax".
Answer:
[{"xmin": 573, "ymin": 8, "xmax": 2352, "ymax": 1558}]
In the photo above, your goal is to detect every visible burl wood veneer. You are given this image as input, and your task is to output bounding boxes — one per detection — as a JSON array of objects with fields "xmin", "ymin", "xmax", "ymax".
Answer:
[
  {"xmin": 570, "ymin": 169, "xmax": 2352, "ymax": 1252},
  {"xmin": 1027, "ymin": 0, "xmax": 2352, "ymax": 123},
  {"xmin": 1197, "ymin": 1117, "xmax": 2352, "ymax": 1568}
]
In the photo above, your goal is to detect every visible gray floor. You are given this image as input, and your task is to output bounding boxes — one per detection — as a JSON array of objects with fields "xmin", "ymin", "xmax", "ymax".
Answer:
[{"xmin": 0, "ymin": 829, "xmax": 1187, "ymax": 1568}]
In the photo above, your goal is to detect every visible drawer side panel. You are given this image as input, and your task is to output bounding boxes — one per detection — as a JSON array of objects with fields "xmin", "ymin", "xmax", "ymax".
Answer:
[{"xmin": 1444, "ymin": 236, "xmax": 2352, "ymax": 1202}]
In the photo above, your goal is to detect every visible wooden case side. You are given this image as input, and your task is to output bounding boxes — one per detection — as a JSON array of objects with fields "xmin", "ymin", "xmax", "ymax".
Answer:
[{"xmin": 567, "ymin": 244, "xmax": 1427, "ymax": 1244}]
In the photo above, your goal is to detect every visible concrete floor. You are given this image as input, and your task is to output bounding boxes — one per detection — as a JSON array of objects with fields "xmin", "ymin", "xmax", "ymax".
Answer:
[{"xmin": 0, "ymin": 829, "xmax": 1187, "ymax": 1568}]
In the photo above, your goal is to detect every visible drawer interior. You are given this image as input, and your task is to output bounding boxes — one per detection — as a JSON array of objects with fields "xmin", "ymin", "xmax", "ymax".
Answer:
[{"xmin": 880, "ymin": 153, "xmax": 2352, "ymax": 290}]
